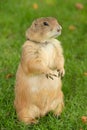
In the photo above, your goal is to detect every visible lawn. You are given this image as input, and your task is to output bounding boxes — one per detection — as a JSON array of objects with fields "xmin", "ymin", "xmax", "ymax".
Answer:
[{"xmin": 0, "ymin": 0, "xmax": 87, "ymax": 130}]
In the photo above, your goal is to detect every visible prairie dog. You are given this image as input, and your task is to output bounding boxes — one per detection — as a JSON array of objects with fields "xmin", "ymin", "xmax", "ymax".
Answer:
[{"xmin": 14, "ymin": 17, "xmax": 65, "ymax": 124}]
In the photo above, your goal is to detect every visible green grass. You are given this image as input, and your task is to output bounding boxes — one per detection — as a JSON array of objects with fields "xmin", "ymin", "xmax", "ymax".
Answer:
[{"xmin": 0, "ymin": 0, "xmax": 87, "ymax": 130}]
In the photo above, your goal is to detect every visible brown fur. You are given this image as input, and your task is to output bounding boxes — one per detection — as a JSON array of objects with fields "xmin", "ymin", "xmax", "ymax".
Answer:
[{"xmin": 14, "ymin": 17, "xmax": 65, "ymax": 124}]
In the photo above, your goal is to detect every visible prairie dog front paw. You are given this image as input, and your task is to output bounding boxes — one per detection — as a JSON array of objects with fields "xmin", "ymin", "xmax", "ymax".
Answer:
[
  {"xmin": 57, "ymin": 68, "xmax": 65, "ymax": 78},
  {"xmin": 45, "ymin": 70, "xmax": 58, "ymax": 80}
]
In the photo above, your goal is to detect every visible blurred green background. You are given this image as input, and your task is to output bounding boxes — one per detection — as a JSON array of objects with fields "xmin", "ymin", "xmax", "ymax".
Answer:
[{"xmin": 0, "ymin": 0, "xmax": 87, "ymax": 130}]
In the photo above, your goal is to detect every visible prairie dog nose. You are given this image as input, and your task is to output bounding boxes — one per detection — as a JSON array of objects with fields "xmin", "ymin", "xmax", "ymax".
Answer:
[{"xmin": 57, "ymin": 25, "xmax": 62, "ymax": 32}]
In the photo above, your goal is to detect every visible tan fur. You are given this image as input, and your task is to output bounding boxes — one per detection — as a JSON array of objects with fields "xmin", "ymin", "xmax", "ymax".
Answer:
[{"xmin": 14, "ymin": 17, "xmax": 65, "ymax": 124}]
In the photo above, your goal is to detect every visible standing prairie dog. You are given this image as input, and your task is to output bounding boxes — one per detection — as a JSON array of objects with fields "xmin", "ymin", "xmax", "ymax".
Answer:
[{"xmin": 14, "ymin": 17, "xmax": 65, "ymax": 124}]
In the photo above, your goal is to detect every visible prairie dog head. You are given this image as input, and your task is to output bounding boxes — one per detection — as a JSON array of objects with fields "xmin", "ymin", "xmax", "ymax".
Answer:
[{"xmin": 26, "ymin": 17, "xmax": 62, "ymax": 42}]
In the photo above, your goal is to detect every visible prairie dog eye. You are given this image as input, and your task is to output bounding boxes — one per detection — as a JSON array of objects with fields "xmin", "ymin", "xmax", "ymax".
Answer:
[{"xmin": 43, "ymin": 22, "xmax": 49, "ymax": 26}]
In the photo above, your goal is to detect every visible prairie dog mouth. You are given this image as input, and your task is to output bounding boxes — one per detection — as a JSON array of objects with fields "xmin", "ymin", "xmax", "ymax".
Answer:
[{"xmin": 53, "ymin": 32, "xmax": 61, "ymax": 38}]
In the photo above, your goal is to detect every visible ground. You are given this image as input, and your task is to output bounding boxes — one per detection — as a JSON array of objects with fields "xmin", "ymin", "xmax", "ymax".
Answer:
[{"xmin": 0, "ymin": 0, "xmax": 87, "ymax": 130}]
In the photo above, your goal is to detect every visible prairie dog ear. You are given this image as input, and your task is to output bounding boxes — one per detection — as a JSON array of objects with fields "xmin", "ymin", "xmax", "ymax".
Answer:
[
  {"xmin": 26, "ymin": 20, "xmax": 38, "ymax": 39},
  {"xmin": 26, "ymin": 28, "xmax": 30, "ymax": 39}
]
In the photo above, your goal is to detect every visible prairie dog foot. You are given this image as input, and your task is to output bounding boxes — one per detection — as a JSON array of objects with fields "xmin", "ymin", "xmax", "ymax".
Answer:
[
  {"xmin": 17, "ymin": 106, "xmax": 40, "ymax": 124},
  {"xmin": 23, "ymin": 118, "xmax": 38, "ymax": 124},
  {"xmin": 54, "ymin": 102, "xmax": 64, "ymax": 117},
  {"xmin": 54, "ymin": 91, "xmax": 64, "ymax": 117}
]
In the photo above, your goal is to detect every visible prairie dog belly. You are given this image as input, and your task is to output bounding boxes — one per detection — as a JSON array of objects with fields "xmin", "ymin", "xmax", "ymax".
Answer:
[
  {"xmin": 28, "ymin": 74, "xmax": 61, "ymax": 92},
  {"xmin": 27, "ymin": 71, "xmax": 61, "ymax": 113}
]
